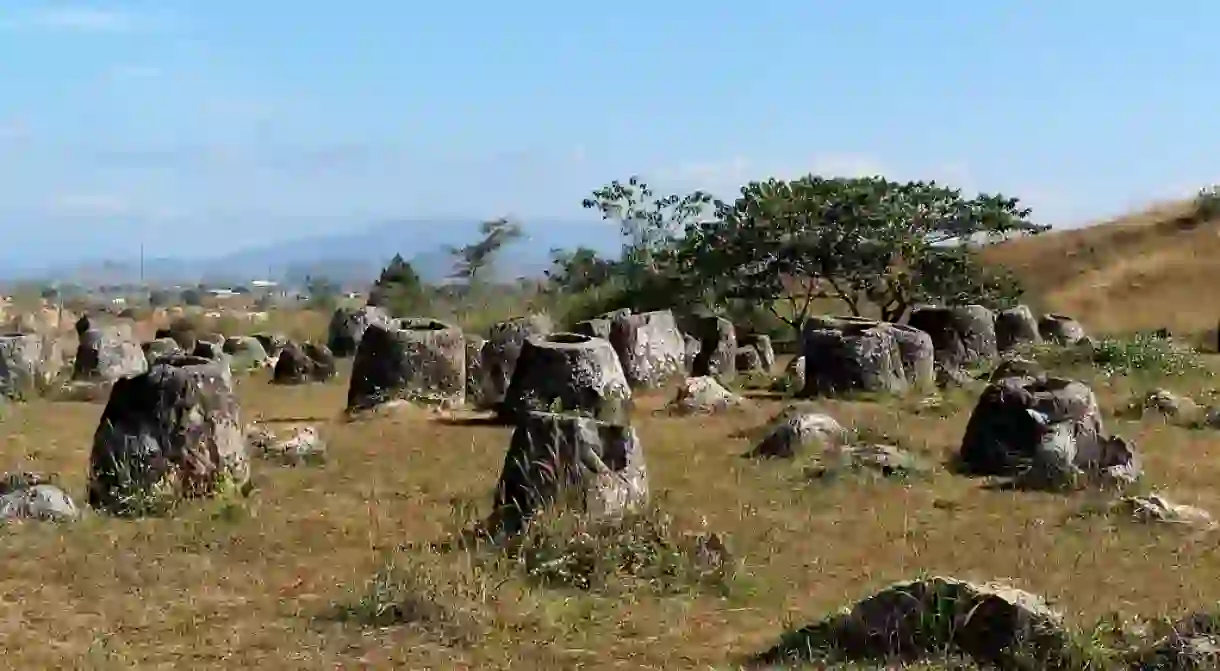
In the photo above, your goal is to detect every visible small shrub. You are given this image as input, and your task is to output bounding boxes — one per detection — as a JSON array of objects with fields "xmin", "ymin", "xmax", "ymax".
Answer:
[
  {"xmin": 328, "ymin": 553, "xmax": 491, "ymax": 646},
  {"xmin": 499, "ymin": 507, "xmax": 734, "ymax": 596}
]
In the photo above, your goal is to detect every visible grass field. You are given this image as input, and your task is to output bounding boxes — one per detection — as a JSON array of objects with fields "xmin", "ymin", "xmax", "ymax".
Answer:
[
  {"xmin": 4, "ymin": 204, "xmax": 1220, "ymax": 668},
  {"xmin": 1, "ymin": 342, "xmax": 1220, "ymax": 668}
]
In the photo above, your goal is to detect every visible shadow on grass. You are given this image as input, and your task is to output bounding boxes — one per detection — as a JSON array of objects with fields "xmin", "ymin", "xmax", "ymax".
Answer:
[
  {"xmin": 254, "ymin": 415, "xmax": 333, "ymax": 424},
  {"xmin": 432, "ymin": 415, "xmax": 509, "ymax": 427}
]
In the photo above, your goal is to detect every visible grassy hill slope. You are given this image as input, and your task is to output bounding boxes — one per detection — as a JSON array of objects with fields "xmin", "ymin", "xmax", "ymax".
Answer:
[{"xmin": 983, "ymin": 198, "xmax": 1220, "ymax": 335}]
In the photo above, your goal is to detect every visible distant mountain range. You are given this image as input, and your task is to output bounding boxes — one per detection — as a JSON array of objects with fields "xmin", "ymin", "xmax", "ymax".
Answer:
[{"xmin": 4, "ymin": 218, "xmax": 626, "ymax": 288}]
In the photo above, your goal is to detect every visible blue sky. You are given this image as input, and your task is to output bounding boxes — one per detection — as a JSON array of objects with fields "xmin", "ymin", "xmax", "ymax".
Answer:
[{"xmin": 2, "ymin": 2, "xmax": 1219, "ymax": 261}]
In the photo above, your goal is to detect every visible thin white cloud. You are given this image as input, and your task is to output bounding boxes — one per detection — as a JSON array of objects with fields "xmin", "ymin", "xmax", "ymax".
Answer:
[{"xmin": 1, "ymin": 8, "xmax": 148, "ymax": 33}]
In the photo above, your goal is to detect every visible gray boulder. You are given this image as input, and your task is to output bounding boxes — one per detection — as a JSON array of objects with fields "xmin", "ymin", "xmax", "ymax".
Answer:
[
  {"xmin": 748, "ymin": 402, "xmax": 846, "ymax": 458},
  {"xmin": 222, "ymin": 336, "xmax": 270, "ymax": 369},
  {"xmin": 347, "ymin": 318, "xmax": 466, "ymax": 411},
  {"xmin": 734, "ymin": 346, "xmax": 764, "ymax": 374},
  {"xmin": 192, "ymin": 339, "xmax": 225, "ymax": 360},
  {"xmin": 464, "ymin": 334, "xmax": 488, "ymax": 408},
  {"xmin": 1038, "ymin": 313, "xmax": 1086, "ymax": 345},
  {"xmin": 0, "ymin": 333, "xmax": 47, "ymax": 399},
  {"xmin": 755, "ymin": 576, "xmax": 1071, "ymax": 669},
  {"xmin": 271, "ymin": 341, "xmax": 336, "ymax": 384},
  {"xmin": 88, "ymin": 355, "xmax": 250, "ymax": 515},
  {"xmin": 885, "ymin": 323, "xmax": 936, "ymax": 393},
  {"xmin": 1142, "ymin": 388, "xmax": 1201, "ymax": 422},
  {"xmin": 608, "ymin": 309, "xmax": 686, "ymax": 389},
  {"xmin": 668, "ymin": 376, "xmax": 747, "ymax": 415},
  {"xmin": 481, "ymin": 313, "xmax": 554, "ymax": 407},
  {"xmin": 683, "ymin": 334, "xmax": 701, "ymax": 372},
  {"xmin": 959, "ymin": 375, "xmax": 1140, "ymax": 489},
  {"xmin": 247, "ymin": 423, "xmax": 326, "ymax": 466},
  {"xmin": 907, "ymin": 304, "xmax": 998, "ymax": 372},
  {"xmin": 995, "ymin": 305, "xmax": 1042, "ymax": 351},
  {"xmin": 1119, "ymin": 493, "xmax": 1214, "ymax": 528},
  {"xmin": 811, "ymin": 444, "xmax": 926, "ymax": 479},
  {"xmin": 490, "ymin": 411, "xmax": 648, "ymax": 535},
  {"xmin": 738, "ymin": 333, "xmax": 776, "ymax": 373},
  {"xmin": 73, "ymin": 325, "xmax": 148, "ymax": 382},
  {"xmin": 327, "ymin": 305, "xmax": 391, "ymax": 357},
  {"xmin": 142, "ymin": 337, "xmax": 183, "ymax": 367},
  {"xmin": 799, "ymin": 317, "xmax": 930, "ymax": 391},
  {"xmin": 252, "ymin": 332, "xmax": 289, "ymax": 358},
  {"xmin": 690, "ymin": 315, "xmax": 737, "ymax": 380},
  {"xmin": 801, "ymin": 321, "xmax": 907, "ymax": 397},
  {"xmin": 500, "ymin": 333, "xmax": 632, "ymax": 424},
  {"xmin": 0, "ymin": 474, "xmax": 79, "ymax": 522}
]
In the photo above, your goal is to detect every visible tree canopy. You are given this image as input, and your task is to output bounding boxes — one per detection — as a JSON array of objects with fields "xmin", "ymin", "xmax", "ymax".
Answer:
[
  {"xmin": 447, "ymin": 217, "xmax": 524, "ymax": 284},
  {"xmin": 673, "ymin": 174, "xmax": 1047, "ymax": 334},
  {"xmin": 368, "ymin": 254, "xmax": 426, "ymax": 315}
]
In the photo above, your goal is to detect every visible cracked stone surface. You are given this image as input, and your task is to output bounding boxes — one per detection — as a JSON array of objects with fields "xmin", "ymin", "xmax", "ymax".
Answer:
[
  {"xmin": 499, "ymin": 332, "xmax": 632, "ymax": 424},
  {"xmin": 490, "ymin": 410, "xmax": 648, "ymax": 534},
  {"xmin": 608, "ymin": 309, "xmax": 686, "ymax": 389},
  {"xmin": 347, "ymin": 318, "xmax": 467, "ymax": 410},
  {"xmin": 88, "ymin": 354, "xmax": 251, "ymax": 515}
]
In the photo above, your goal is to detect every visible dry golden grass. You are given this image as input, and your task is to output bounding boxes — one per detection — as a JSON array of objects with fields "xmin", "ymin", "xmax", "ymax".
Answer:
[
  {"xmin": 984, "ymin": 198, "xmax": 1220, "ymax": 335},
  {"xmin": 0, "ymin": 343, "xmax": 1218, "ymax": 668}
]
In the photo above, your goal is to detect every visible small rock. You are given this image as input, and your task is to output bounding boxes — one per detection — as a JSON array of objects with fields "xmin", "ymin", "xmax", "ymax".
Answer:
[
  {"xmin": 248, "ymin": 424, "xmax": 326, "ymax": 465},
  {"xmin": 669, "ymin": 376, "xmax": 747, "ymax": 415},
  {"xmin": 1144, "ymin": 388, "xmax": 1201, "ymax": 420},
  {"xmin": 1119, "ymin": 493, "xmax": 1215, "ymax": 528},
  {"xmin": 0, "ymin": 476, "xmax": 79, "ymax": 522},
  {"xmin": 749, "ymin": 403, "xmax": 846, "ymax": 458},
  {"xmin": 813, "ymin": 443, "xmax": 925, "ymax": 479},
  {"xmin": 754, "ymin": 576, "xmax": 1071, "ymax": 668}
]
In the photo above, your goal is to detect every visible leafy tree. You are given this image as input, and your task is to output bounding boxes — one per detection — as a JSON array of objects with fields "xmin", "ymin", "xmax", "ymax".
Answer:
[
  {"xmin": 679, "ymin": 174, "xmax": 1047, "ymax": 337},
  {"xmin": 368, "ymin": 254, "xmax": 427, "ymax": 316},
  {"xmin": 545, "ymin": 246, "xmax": 618, "ymax": 293},
  {"xmin": 447, "ymin": 217, "xmax": 524, "ymax": 285},
  {"xmin": 582, "ymin": 176, "xmax": 714, "ymax": 291}
]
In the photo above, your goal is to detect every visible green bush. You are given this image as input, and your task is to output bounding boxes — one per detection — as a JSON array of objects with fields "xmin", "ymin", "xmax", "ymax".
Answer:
[{"xmin": 1024, "ymin": 334, "xmax": 1210, "ymax": 378}]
